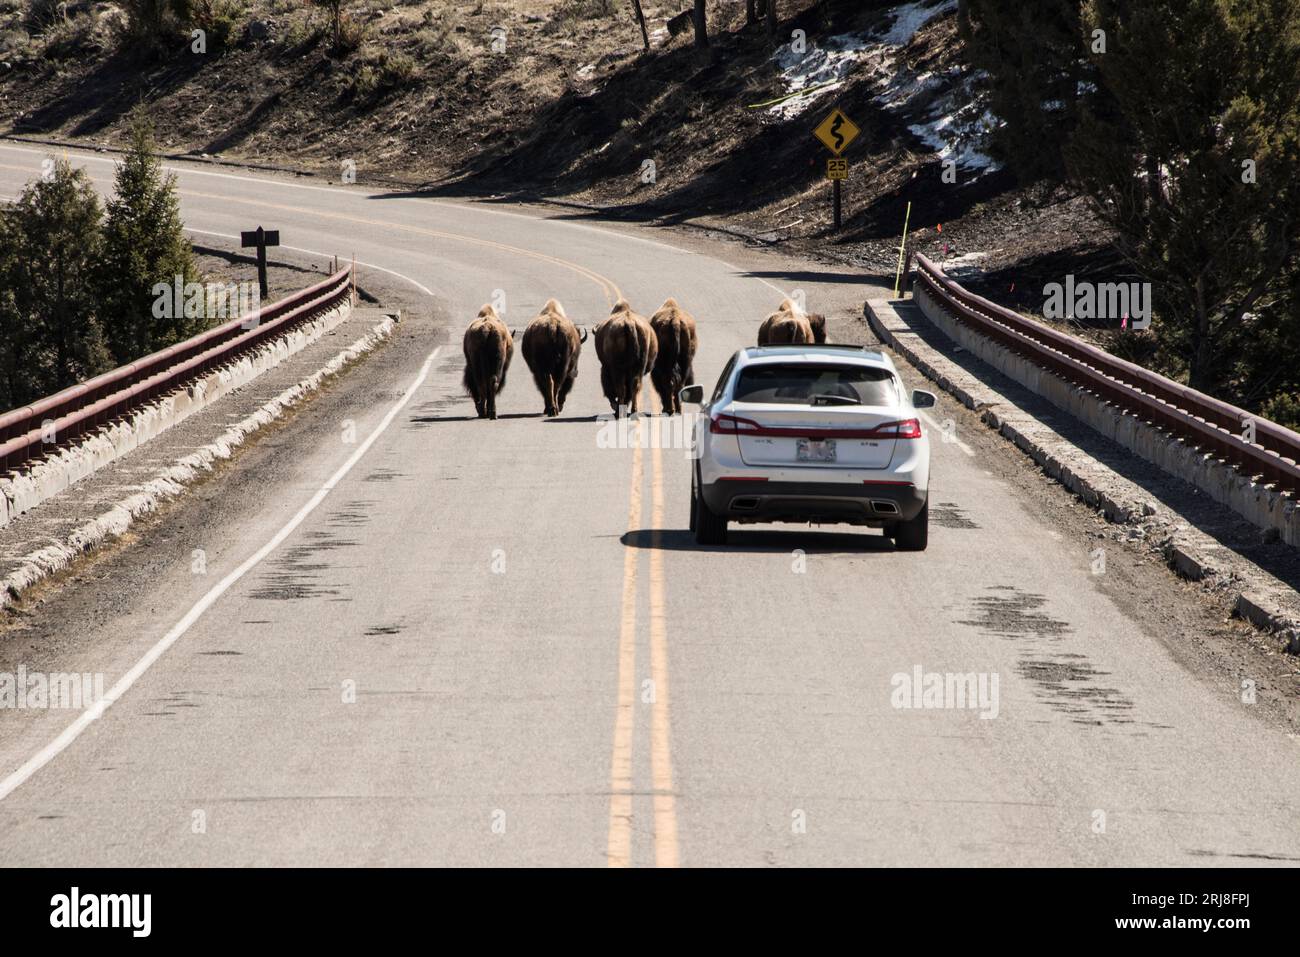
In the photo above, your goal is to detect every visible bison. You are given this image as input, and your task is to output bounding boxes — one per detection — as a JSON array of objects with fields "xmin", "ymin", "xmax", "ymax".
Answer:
[
  {"xmin": 594, "ymin": 300, "xmax": 658, "ymax": 417},
  {"xmin": 521, "ymin": 299, "xmax": 586, "ymax": 417},
  {"xmin": 648, "ymin": 298, "xmax": 698, "ymax": 415},
  {"xmin": 757, "ymin": 299, "xmax": 828, "ymax": 346},
  {"xmin": 462, "ymin": 304, "xmax": 513, "ymax": 420}
]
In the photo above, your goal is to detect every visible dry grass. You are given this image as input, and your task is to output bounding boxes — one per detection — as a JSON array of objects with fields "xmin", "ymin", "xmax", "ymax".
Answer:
[{"xmin": 0, "ymin": 0, "xmax": 792, "ymax": 185}]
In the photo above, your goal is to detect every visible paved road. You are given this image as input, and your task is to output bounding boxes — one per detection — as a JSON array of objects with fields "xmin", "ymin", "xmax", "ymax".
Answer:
[{"xmin": 0, "ymin": 141, "xmax": 1297, "ymax": 867}]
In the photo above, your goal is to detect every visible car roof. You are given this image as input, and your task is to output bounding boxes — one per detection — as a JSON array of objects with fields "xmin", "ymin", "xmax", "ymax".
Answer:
[{"xmin": 738, "ymin": 345, "xmax": 895, "ymax": 370}]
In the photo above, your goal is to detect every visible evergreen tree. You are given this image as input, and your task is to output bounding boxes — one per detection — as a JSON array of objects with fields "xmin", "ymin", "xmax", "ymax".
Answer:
[
  {"xmin": 1068, "ymin": 0, "xmax": 1300, "ymax": 395},
  {"xmin": 964, "ymin": 0, "xmax": 1087, "ymax": 183},
  {"xmin": 98, "ymin": 119, "xmax": 203, "ymax": 366},
  {"xmin": 0, "ymin": 161, "xmax": 111, "ymax": 407},
  {"xmin": 0, "ymin": 213, "xmax": 38, "ymax": 410}
]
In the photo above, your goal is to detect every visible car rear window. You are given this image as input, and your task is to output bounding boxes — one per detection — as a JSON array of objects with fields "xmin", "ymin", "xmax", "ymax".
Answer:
[{"xmin": 733, "ymin": 364, "xmax": 897, "ymax": 406}]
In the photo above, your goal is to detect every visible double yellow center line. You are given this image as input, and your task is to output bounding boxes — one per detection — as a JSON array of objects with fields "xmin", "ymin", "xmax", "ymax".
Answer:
[
  {"xmin": 7, "ymin": 153, "xmax": 678, "ymax": 865},
  {"xmin": 169, "ymin": 183, "xmax": 678, "ymax": 864},
  {"xmin": 607, "ymin": 429, "xmax": 678, "ymax": 867}
]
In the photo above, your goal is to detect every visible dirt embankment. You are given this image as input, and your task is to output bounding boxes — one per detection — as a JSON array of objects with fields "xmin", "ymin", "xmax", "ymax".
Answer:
[{"xmin": 1, "ymin": 0, "xmax": 1113, "ymax": 305}]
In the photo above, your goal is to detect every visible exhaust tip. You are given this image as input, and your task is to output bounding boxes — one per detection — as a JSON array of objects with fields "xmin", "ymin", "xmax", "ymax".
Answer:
[
  {"xmin": 730, "ymin": 496, "xmax": 761, "ymax": 511},
  {"xmin": 871, "ymin": 500, "xmax": 900, "ymax": 515}
]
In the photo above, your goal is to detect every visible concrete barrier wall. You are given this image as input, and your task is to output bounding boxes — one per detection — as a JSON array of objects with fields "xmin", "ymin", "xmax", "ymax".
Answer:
[
  {"xmin": 0, "ymin": 301, "xmax": 353, "ymax": 530},
  {"xmin": 914, "ymin": 285, "xmax": 1299, "ymax": 548}
]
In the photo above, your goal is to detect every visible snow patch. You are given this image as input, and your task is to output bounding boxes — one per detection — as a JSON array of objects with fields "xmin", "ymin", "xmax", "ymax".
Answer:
[
  {"xmin": 766, "ymin": 0, "xmax": 957, "ymax": 119},
  {"xmin": 878, "ymin": 0, "xmax": 958, "ymax": 46},
  {"xmin": 877, "ymin": 62, "xmax": 1002, "ymax": 174},
  {"xmin": 763, "ymin": 0, "xmax": 1000, "ymax": 175},
  {"xmin": 907, "ymin": 102, "xmax": 1002, "ymax": 173}
]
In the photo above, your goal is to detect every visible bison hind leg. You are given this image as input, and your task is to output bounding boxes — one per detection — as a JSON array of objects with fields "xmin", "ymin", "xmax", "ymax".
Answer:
[
  {"xmin": 556, "ymin": 372, "xmax": 577, "ymax": 415},
  {"xmin": 676, "ymin": 362, "xmax": 694, "ymax": 414},
  {"xmin": 600, "ymin": 365, "xmax": 620, "ymax": 416},
  {"xmin": 464, "ymin": 369, "xmax": 486, "ymax": 418},
  {"xmin": 651, "ymin": 367, "xmax": 674, "ymax": 415},
  {"xmin": 530, "ymin": 368, "xmax": 554, "ymax": 416},
  {"xmin": 627, "ymin": 372, "xmax": 643, "ymax": 415}
]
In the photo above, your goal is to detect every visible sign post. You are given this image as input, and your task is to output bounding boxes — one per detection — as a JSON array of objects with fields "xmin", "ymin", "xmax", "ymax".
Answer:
[
  {"xmin": 240, "ymin": 227, "xmax": 281, "ymax": 301},
  {"xmin": 813, "ymin": 109, "xmax": 860, "ymax": 233},
  {"xmin": 826, "ymin": 158, "xmax": 848, "ymax": 230}
]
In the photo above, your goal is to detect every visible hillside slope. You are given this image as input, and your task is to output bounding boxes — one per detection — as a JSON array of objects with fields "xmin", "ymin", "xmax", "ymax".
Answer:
[{"xmin": 0, "ymin": 0, "xmax": 1111, "ymax": 297}]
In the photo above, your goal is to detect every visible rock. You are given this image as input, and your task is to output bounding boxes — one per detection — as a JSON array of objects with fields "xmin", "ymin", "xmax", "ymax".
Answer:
[
  {"xmin": 1284, "ymin": 628, "xmax": 1300, "ymax": 654},
  {"xmin": 1142, "ymin": 501, "xmax": 1158, "ymax": 516}
]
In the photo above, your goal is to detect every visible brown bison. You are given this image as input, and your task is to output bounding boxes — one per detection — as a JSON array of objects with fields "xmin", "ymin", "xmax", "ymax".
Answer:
[
  {"xmin": 757, "ymin": 299, "xmax": 828, "ymax": 346},
  {"xmin": 594, "ymin": 300, "xmax": 658, "ymax": 417},
  {"xmin": 648, "ymin": 298, "xmax": 698, "ymax": 415},
  {"xmin": 521, "ymin": 299, "xmax": 586, "ymax": 417},
  {"xmin": 462, "ymin": 304, "xmax": 513, "ymax": 420}
]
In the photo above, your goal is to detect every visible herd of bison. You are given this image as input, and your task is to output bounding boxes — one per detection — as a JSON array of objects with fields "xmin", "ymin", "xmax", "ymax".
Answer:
[{"xmin": 461, "ymin": 297, "xmax": 828, "ymax": 420}]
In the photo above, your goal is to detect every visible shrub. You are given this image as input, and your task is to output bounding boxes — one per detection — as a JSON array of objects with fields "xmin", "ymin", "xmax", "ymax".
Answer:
[
  {"xmin": 1261, "ymin": 392, "xmax": 1300, "ymax": 431},
  {"xmin": 0, "ymin": 159, "xmax": 112, "ymax": 407},
  {"xmin": 117, "ymin": 0, "xmax": 191, "ymax": 51},
  {"xmin": 189, "ymin": 0, "xmax": 245, "ymax": 50},
  {"xmin": 97, "ymin": 118, "xmax": 203, "ymax": 365},
  {"xmin": 349, "ymin": 47, "xmax": 417, "ymax": 100}
]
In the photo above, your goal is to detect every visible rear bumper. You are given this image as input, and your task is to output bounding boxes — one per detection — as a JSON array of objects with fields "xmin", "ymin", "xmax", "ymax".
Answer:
[{"xmin": 702, "ymin": 479, "xmax": 926, "ymax": 525}]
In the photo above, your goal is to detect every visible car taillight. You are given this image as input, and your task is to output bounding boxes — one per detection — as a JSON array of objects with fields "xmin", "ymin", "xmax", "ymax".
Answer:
[
  {"xmin": 877, "ymin": 418, "xmax": 922, "ymax": 439},
  {"xmin": 710, "ymin": 413, "xmax": 762, "ymax": 434}
]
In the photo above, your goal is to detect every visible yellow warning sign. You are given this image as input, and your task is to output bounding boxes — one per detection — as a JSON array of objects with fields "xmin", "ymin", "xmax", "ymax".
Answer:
[
  {"xmin": 826, "ymin": 158, "xmax": 848, "ymax": 180},
  {"xmin": 814, "ymin": 108, "xmax": 861, "ymax": 156}
]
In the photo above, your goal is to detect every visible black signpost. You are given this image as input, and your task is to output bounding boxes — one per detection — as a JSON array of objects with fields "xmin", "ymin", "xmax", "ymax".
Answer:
[
  {"xmin": 813, "ymin": 110, "xmax": 860, "ymax": 233},
  {"xmin": 240, "ymin": 227, "xmax": 280, "ymax": 301}
]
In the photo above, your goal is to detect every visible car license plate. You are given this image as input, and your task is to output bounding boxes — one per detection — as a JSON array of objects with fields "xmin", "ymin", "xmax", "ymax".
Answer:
[{"xmin": 797, "ymin": 438, "xmax": 836, "ymax": 462}]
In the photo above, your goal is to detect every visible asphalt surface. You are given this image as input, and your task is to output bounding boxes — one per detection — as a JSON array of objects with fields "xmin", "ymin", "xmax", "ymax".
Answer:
[{"xmin": 0, "ymin": 141, "xmax": 1298, "ymax": 867}]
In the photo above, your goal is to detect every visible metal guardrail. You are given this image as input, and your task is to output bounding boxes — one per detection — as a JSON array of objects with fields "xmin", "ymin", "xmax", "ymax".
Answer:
[
  {"xmin": 0, "ymin": 265, "xmax": 354, "ymax": 473},
  {"xmin": 912, "ymin": 253, "xmax": 1300, "ymax": 496}
]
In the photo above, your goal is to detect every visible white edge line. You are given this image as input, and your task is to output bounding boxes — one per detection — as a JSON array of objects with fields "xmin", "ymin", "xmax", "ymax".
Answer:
[
  {"xmin": 919, "ymin": 410, "xmax": 976, "ymax": 457},
  {"xmin": 0, "ymin": 346, "xmax": 443, "ymax": 802}
]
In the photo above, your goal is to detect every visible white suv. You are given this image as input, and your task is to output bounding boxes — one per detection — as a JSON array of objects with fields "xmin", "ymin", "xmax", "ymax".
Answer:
[{"xmin": 680, "ymin": 345, "xmax": 935, "ymax": 549}]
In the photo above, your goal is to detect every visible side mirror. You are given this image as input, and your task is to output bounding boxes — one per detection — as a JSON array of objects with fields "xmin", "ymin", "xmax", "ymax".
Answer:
[
  {"xmin": 679, "ymin": 384, "xmax": 705, "ymax": 405},
  {"xmin": 912, "ymin": 389, "xmax": 937, "ymax": 409}
]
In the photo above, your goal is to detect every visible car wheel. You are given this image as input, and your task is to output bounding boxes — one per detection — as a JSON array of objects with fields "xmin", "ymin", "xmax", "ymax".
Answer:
[
  {"xmin": 893, "ymin": 501, "xmax": 928, "ymax": 552},
  {"xmin": 693, "ymin": 478, "xmax": 728, "ymax": 546}
]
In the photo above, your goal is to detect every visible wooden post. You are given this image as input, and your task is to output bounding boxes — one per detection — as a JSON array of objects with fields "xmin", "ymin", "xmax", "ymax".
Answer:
[
  {"xmin": 893, "ymin": 202, "xmax": 912, "ymax": 299},
  {"xmin": 240, "ymin": 227, "xmax": 280, "ymax": 302}
]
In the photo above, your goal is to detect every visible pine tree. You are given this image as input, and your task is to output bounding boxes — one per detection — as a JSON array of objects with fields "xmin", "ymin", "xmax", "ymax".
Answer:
[
  {"xmin": 0, "ymin": 160, "xmax": 111, "ymax": 406},
  {"xmin": 0, "ymin": 215, "xmax": 38, "ymax": 409},
  {"xmin": 964, "ymin": 0, "xmax": 1087, "ymax": 183},
  {"xmin": 98, "ymin": 119, "xmax": 203, "ymax": 366},
  {"xmin": 1068, "ymin": 0, "xmax": 1300, "ymax": 396}
]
